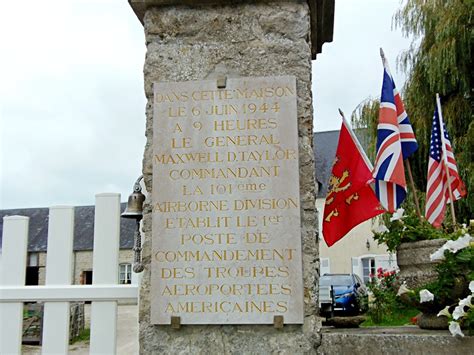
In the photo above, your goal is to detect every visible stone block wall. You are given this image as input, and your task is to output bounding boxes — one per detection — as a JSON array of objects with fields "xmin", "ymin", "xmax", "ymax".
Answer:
[
  {"xmin": 36, "ymin": 249, "xmax": 135, "ymax": 286},
  {"xmin": 73, "ymin": 249, "xmax": 135, "ymax": 285},
  {"xmin": 118, "ymin": 249, "xmax": 135, "ymax": 268},
  {"xmin": 138, "ymin": 2, "xmax": 320, "ymax": 353},
  {"xmin": 38, "ymin": 252, "xmax": 47, "ymax": 285},
  {"xmin": 73, "ymin": 250, "xmax": 94, "ymax": 285}
]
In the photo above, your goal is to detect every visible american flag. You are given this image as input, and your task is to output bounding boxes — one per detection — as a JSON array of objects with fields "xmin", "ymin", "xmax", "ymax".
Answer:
[
  {"xmin": 425, "ymin": 105, "xmax": 466, "ymax": 227},
  {"xmin": 373, "ymin": 60, "xmax": 417, "ymax": 212}
]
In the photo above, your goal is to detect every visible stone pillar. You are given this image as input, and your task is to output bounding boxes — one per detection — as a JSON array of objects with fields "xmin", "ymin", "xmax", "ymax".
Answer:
[{"xmin": 129, "ymin": 1, "xmax": 334, "ymax": 353}]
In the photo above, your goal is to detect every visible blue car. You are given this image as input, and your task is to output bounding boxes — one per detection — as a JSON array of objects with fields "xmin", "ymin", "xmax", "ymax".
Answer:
[{"xmin": 319, "ymin": 273, "xmax": 367, "ymax": 316}]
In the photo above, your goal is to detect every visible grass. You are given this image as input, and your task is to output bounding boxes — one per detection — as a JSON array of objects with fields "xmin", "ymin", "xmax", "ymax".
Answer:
[
  {"xmin": 70, "ymin": 328, "xmax": 90, "ymax": 344},
  {"xmin": 361, "ymin": 307, "xmax": 420, "ymax": 327}
]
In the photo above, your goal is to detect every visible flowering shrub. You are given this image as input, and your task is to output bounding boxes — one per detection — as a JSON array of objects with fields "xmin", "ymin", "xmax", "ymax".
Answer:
[
  {"xmin": 367, "ymin": 268, "xmax": 400, "ymax": 323},
  {"xmin": 372, "ymin": 208, "xmax": 446, "ymax": 252},
  {"xmin": 435, "ymin": 282, "xmax": 474, "ymax": 336},
  {"xmin": 397, "ymin": 233, "xmax": 474, "ymax": 335},
  {"xmin": 425, "ymin": 234, "xmax": 473, "ymax": 304},
  {"xmin": 431, "ymin": 234, "xmax": 474, "ymax": 337}
]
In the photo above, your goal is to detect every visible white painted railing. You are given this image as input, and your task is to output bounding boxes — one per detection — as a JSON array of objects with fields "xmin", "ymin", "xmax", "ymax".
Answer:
[{"xmin": 0, "ymin": 193, "xmax": 138, "ymax": 355}]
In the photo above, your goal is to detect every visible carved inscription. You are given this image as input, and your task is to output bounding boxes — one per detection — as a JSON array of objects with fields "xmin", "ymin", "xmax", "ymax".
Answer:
[{"xmin": 151, "ymin": 76, "xmax": 303, "ymax": 324}]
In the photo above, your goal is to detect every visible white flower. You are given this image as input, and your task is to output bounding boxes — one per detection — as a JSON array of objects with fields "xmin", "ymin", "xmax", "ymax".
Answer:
[
  {"xmin": 430, "ymin": 234, "xmax": 473, "ymax": 261},
  {"xmin": 444, "ymin": 234, "xmax": 472, "ymax": 253},
  {"xmin": 419, "ymin": 289, "xmax": 434, "ymax": 303},
  {"xmin": 459, "ymin": 295, "xmax": 473, "ymax": 309},
  {"xmin": 397, "ymin": 281, "xmax": 411, "ymax": 296},
  {"xmin": 430, "ymin": 248, "xmax": 446, "ymax": 261},
  {"xmin": 452, "ymin": 305, "xmax": 466, "ymax": 320},
  {"xmin": 373, "ymin": 224, "xmax": 389, "ymax": 234},
  {"xmin": 449, "ymin": 321, "xmax": 464, "ymax": 337},
  {"xmin": 390, "ymin": 208, "xmax": 405, "ymax": 221},
  {"xmin": 470, "ymin": 280, "xmax": 474, "ymax": 294},
  {"xmin": 437, "ymin": 306, "xmax": 451, "ymax": 318}
]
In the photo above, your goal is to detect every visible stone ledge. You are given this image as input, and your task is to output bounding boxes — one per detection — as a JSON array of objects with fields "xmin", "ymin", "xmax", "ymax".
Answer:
[
  {"xmin": 318, "ymin": 326, "xmax": 474, "ymax": 355},
  {"xmin": 128, "ymin": 0, "xmax": 334, "ymax": 58}
]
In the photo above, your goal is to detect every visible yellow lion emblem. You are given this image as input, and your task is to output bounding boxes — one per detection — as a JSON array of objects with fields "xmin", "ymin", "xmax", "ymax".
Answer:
[{"xmin": 325, "ymin": 170, "xmax": 351, "ymax": 205}]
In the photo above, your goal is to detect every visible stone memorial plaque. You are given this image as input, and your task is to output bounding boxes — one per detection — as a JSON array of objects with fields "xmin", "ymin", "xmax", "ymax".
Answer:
[{"xmin": 151, "ymin": 76, "xmax": 303, "ymax": 324}]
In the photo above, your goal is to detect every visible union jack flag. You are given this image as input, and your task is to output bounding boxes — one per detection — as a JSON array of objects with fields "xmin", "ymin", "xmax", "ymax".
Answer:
[
  {"xmin": 391, "ymin": 82, "xmax": 418, "ymax": 158},
  {"xmin": 373, "ymin": 56, "xmax": 418, "ymax": 212},
  {"xmin": 425, "ymin": 104, "xmax": 466, "ymax": 227}
]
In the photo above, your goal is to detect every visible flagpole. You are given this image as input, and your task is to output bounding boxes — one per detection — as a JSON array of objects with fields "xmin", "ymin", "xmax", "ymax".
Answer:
[
  {"xmin": 338, "ymin": 109, "xmax": 373, "ymax": 171},
  {"xmin": 435, "ymin": 93, "xmax": 457, "ymax": 226},
  {"xmin": 380, "ymin": 47, "xmax": 423, "ymax": 219}
]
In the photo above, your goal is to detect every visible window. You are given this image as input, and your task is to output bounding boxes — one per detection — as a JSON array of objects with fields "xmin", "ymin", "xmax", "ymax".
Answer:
[
  {"xmin": 119, "ymin": 263, "xmax": 132, "ymax": 284},
  {"xmin": 82, "ymin": 270, "xmax": 93, "ymax": 285},
  {"xmin": 320, "ymin": 258, "xmax": 330, "ymax": 276},
  {"xmin": 25, "ymin": 267, "xmax": 39, "ymax": 285},
  {"xmin": 28, "ymin": 253, "xmax": 38, "ymax": 267},
  {"xmin": 361, "ymin": 257, "xmax": 375, "ymax": 284}
]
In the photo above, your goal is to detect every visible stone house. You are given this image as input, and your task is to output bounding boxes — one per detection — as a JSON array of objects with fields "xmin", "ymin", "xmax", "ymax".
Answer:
[
  {"xmin": 0, "ymin": 203, "xmax": 140, "ymax": 287},
  {"xmin": 314, "ymin": 130, "xmax": 398, "ymax": 283}
]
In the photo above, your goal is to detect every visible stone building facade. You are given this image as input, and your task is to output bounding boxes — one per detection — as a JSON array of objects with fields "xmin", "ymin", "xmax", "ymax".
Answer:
[
  {"xmin": 34, "ymin": 249, "xmax": 136, "ymax": 286},
  {"xmin": 0, "ymin": 204, "xmax": 140, "ymax": 291}
]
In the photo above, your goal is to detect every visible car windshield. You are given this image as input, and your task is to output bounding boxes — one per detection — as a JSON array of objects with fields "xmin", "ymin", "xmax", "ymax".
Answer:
[{"xmin": 320, "ymin": 275, "xmax": 352, "ymax": 286}]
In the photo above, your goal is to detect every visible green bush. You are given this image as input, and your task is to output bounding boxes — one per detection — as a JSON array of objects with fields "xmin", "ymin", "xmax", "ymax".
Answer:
[
  {"xmin": 365, "ymin": 268, "xmax": 419, "ymax": 326},
  {"xmin": 70, "ymin": 328, "xmax": 90, "ymax": 344},
  {"xmin": 367, "ymin": 268, "xmax": 400, "ymax": 323}
]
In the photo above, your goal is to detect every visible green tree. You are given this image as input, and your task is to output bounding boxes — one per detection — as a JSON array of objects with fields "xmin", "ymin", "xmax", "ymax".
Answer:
[{"xmin": 353, "ymin": 0, "xmax": 473, "ymax": 223}]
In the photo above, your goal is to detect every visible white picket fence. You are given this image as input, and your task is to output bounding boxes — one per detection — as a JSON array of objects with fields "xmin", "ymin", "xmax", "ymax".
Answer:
[{"xmin": 0, "ymin": 193, "xmax": 139, "ymax": 354}]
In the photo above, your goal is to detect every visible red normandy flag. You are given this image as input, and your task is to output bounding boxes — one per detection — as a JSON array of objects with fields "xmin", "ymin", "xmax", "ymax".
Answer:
[{"xmin": 323, "ymin": 117, "xmax": 385, "ymax": 247}]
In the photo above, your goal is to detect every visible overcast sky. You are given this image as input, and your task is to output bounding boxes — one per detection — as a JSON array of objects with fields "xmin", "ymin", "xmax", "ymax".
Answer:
[{"xmin": 0, "ymin": 0, "xmax": 411, "ymax": 209}]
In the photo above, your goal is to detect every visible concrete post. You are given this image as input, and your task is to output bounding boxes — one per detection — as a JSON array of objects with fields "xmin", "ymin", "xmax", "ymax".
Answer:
[{"xmin": 129, "ymin": 1, "xmax": 334, "ymax": 353}]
